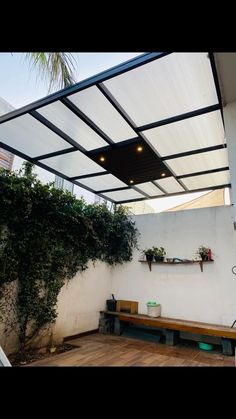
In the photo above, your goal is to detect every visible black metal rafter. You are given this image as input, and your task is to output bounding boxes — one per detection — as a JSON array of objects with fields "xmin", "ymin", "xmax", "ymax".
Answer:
[
  {"xmin": 151, "ymin": 181, "xmax": 168, "ymax": 194},
  {"xmin": 0, "ymin": 52, "xmax": 229, "ymax": 204},
  {"xmin": 137, "ymin": 104, "xmax": 221, "ymax": 132},
  {"xmin": 36, "ymin": 162, "xmax": 116, "ymax": 204},
  {"xmin": 70, "ymin": 171, "xmax": 108, "ymax": 181},
  {"xmin": 162, "ymin": 144, "xmax": 227, "ymax": 161},
  {"xmin": 0, "ymin": 53, "xmax": 171, "ymax": 125},
  {"xmin": 97, "ymin": 82, "xmax": 186, "ymax": 193},
  {"xmin": 0, "ymin": 141, "xmax": 116, "ymax": 204},
  {"xmin": 132, "ymin": 185, "xmax": 150, "ymax": 199},
  {"xmin": 96, "ymin": 186, "xmax": 130, "ymax": 194},
  {"xmin": 30, "ymin": 110, "xmax": 88, "ymax": 154},
  {"xmin": 177, "ymin": 166, "xmax": 229, "ymax": 180},
  {"xmin": 97, "ymin": 83, "xmax": 138, "ymax": 131},
  {"xmin": 60, "ymin": 97, "xmax": 114, "ymax": 146},
  {"xmin": 0, "ymin": 140, "xmax": 231, "ymax": 204},
  {"xmin": 116, "ymin": 184, "xmax": 231, "ymax": 204},
  {"xmin": 208, "ymin": 52, "xmax": 224, "ymax": 126},
  {"xmin": 34, "ymin": 147, "xmax": 77, "ymax": 161}
]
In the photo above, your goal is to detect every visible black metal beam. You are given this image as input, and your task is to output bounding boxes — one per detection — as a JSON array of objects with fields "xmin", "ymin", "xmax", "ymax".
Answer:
[
  {"xmin": 115, "ymin": 199, "xmax": 141, "ymax": 206},
  {"xmin": 34, "ymin": 147, "xmax": 77, "ymax": 161},
  {"xmin": 151, "ymin": 181, "xmax": 168, "ymax": 194},
  {"xmin": 97, "ymin": 80, "xmax": 185, "ymax": 192},
  {"xmin": 155, "ymin": 159, "xmax": 188, "ymax": 192},
  {"xmin": 177, "ymin": 166, "xmax": 229, "ymax": 180},
  {"xmin": 30, "ymin": 110, "xmax": 88, "ymax": 154},
  {"xmin": 116, "ymin": 183, "xmax": 231, "ymax": 204},
  {"xmin": 97, "ymin": 186, "xmax": 130, "ymax": 194},
  {"xmin": 0, "ymin": 53, "xmax": 171, "ymax": 125},
  {"xmin": 0, "ymin": 142, "xmax": 35, "ymax": 164},
  {"xmin": 137, "ymin": 104, "xmax": 221, "ymax": 132},
  {"xmin": 208, "ymin": 53, "xmax": 224, "ymax": 126},
  {"xmin": 97, "ymin": 83, "xmax": 137, "ymax": 131},
  {"xmin": 131, "ymin": 186, "xmax": 149, "ymax": 198},
  {"xmin": 61, "ymin": 97, "xmax": 114, "ymax": 146},
  {"xmin": 69, "ymin": 172, "xmax": 108, "ymax": 181},
  {"xmin": 0, "ymin": 142, "xmax": 230, "ymax": 206},
  {"xmin": 36, "ymin": 162, "xmax": 116, "ymax": 204},
  {"xmin": 162, "ymin": 144, "xmax": 227, "ymax": 161},
  {"xmin": 0, "ymin": 141, "xmax": 115, "ymax": 205}
]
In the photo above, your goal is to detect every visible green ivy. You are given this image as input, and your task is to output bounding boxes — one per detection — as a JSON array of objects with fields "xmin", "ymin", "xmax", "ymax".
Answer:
[{"xmin": 0, "ymin": 164, "xmax": 138, "ymax": 352}]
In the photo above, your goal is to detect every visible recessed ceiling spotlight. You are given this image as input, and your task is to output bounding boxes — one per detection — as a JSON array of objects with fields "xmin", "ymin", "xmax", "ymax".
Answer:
[
  {"xmin": 137, "ymin": 146, "xmax": 143, "ymax": 152},
  {"xmin": 129, "ymin": 179, "xmax": 134, "ymax": 184},
  {"xmin": 99, "ymin": 156, "xmax": 105, "ymax": 162},
  {"xmin": 161, "ymin": 172, "xmax": 166, "ymax": 177}
]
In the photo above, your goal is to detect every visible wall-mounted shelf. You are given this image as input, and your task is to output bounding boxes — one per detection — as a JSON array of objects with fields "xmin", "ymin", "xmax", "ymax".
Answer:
[{"xmin": 139, "ymin": 260, "xmax": 214, "ymax": 272}]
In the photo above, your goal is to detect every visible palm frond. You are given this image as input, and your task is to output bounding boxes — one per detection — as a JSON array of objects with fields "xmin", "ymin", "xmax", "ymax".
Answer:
[{"xmin": 25, "ymin": 53, "xmax": 77, "ymax": 92}]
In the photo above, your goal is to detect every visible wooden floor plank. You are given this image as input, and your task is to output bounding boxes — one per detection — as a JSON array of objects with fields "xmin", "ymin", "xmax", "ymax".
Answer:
[{"xmin": 28, "ymin": 333, "xmax": 235, "ymax": 367}]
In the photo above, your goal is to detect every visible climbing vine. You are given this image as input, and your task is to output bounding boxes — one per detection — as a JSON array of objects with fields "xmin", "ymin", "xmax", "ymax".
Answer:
[{"xmin": 0, "ymin": 164, "xmax": 138, "ymax": 352}]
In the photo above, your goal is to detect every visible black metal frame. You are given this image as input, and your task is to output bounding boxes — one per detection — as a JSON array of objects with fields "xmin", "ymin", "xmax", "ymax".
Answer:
[
  {"xmin": 115, "ymin": 183, "xmax": 231, "ymax": 204},
  {"xmin": 0, "ymin": 52, "xmax": 228, "ymax": 204}
]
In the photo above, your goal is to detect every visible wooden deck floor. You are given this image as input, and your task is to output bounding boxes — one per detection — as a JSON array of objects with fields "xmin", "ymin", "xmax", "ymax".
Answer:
[{"xmin": 29, "ymin": 333, "xmax": 235, "ymax": 366}]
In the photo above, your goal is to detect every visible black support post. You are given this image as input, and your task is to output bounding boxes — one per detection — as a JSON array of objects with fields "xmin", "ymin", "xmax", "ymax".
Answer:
[
  {"xmin": 222, "ymin": 338, "xmax": 234, "ymax": 356},
  {"xmin": 165, "ymin": 329, "xmax": 179, "ymax": 346}
]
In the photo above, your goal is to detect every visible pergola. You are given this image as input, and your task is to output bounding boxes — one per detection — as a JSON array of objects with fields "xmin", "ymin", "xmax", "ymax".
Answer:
[{"xmin": 0, "ymin": 52, "xmax": 229, "ymax": 204}]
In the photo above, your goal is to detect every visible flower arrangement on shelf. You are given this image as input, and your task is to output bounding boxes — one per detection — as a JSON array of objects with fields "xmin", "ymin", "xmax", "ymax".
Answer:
[
  {"xmin": 142, "ymin": 248, "xmax": 154, "ymax": 262},
  {"xmin": 142, "ymin": 246, "xmax": 166, "ymax": 262},
  {"xmin": 152, "ymin": 246, "xmax": 166, "ymax": 262},
  {"xmin": 197, "ymin": 245, "xmax": 213, "ymax": 261}
]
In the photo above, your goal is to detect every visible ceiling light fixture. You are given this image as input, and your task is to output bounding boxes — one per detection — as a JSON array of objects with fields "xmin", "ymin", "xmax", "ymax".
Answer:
[
  {"xmin": 99, "ymin": 156, "xmax": 105, "ymax": 162},
  {"xmin": 129, "ymin": 179, "xmax": 134, "ymax": 184},
  {"xmin": 161, "ymin": 172, "xmax": 166, "ymax": 177},
  {"xmin": 137, "ymin": 146, "xmax": 143, "ymax": 152}
]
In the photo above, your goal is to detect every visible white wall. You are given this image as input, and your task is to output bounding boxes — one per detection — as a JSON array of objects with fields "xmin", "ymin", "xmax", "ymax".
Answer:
[
  {"xmin": 111, "ymin": 206, "xmax": 236, "ymax": 326},
  {"xmin": 52, "ymin": 260, "xmax": 113, "ymax": 342},
  {"xmin": 2, "ymin": 205, "xmax": 236, "ymax": 354},
  {"xmin": 224, "ymin": 101, "xmax": 236, "ymax": 223}
]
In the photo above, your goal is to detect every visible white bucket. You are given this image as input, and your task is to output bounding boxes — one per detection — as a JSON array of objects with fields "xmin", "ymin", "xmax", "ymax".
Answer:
[{"xmin": 147, "ymin": 304, "xmax": 161, "ymax": 317}]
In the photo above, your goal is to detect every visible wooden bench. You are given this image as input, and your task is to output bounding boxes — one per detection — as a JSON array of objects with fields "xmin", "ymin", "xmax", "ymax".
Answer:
[{"xmin": 100, "ymin": 311, "xmax": 236, "ymax": 356}]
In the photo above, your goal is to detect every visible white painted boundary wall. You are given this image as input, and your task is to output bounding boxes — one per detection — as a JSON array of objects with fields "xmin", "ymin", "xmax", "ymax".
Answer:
[
  {"xmin": 2, "ymin": 205, "xmax": 236, "ymax": 352},
  {"xmin": 53, "ymin": 205, "xmax": 236, "ymax": 344},
  {"xmin": 53, "ymin": 260, "xmax": 113, "ymax": 342},
  {"xmin": 111, "ymin": 206, "xmax": 236, "ymax": 326}
]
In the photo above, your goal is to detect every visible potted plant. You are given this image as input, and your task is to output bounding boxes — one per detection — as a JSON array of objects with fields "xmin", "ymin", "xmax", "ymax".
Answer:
[
  {"xmin": 152, "ymin": 246, "xmax": 166, "ymax": 262},
  {"xmin": 143, "ymin": 248, "xmax": 154, "ymax": 262},
  {"xmin": 197, "ymin": 245, "xmax": 209, "ymax": 261}
]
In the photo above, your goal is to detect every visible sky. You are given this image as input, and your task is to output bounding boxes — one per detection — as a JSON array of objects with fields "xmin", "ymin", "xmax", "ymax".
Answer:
[{"xmin": 0, "ymin": 52, "xmax": 217, "ymax": 211}]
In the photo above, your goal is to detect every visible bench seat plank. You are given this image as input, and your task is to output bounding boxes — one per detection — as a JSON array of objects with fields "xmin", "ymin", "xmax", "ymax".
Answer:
[{"xmin": 104, "ymin": 311, "xmax": 236, "ymax": 340}]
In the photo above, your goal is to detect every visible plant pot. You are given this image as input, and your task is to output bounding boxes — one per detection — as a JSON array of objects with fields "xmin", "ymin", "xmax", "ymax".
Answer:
[
  {"xmin": 154, "ymin": 256, "xmax": 164, "ymax": 262},
  {"xmin": 200, "ymin": 253, "xmax": 208, "ymax": 261},
  {"xmin": 106, "ymin": 299, "xmax": 117, "ymax": 311},
  {"xmin": 146, "ymin": 254, "xmax": 153, "ymax": 262}
]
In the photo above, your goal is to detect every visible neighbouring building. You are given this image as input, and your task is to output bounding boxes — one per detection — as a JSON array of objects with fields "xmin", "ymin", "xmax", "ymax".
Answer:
[
  {"xmin": 54, "ymin": 176, "xmax": 74, "ymax": 194},
  {"xmin": 0, "ymin": 97, "xmax": 15, "ymax": 170}
]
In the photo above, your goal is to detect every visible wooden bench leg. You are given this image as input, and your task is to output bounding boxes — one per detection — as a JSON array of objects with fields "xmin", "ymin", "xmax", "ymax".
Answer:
[
  {"xmin": 222, "ymin": 338, "xmax": 234, "ymax": 356},
  {"xmin": 114, "ymin": 317, "xmax": 121, "ymax": 335},
  {"xmin": 165, "ymin": 329, "xmax": 179, "ymax": 346}
]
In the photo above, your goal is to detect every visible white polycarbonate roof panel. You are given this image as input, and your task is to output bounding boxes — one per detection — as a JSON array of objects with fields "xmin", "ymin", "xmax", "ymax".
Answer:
[
  {"xmin": 42, "ymin": 151, "xmax": 105, "ymax": 178},
  {"xmin": 102, "ymin": 189, "xmax": 145, "ymax": 202},
  {"xmin": 143, "ymin": 110, "xmax": 225, "ymax": 157},
  {"xmin": 0, "ymin": 114, "xmax": 71, "ymax": 157},
  {"xmin": 78, "ymin": 174, "xmax": 127, "ymax": 191},
  {"xmin": 154, "ymin": 177, "xmax": 185, "ymax": 193},
  {"xmin": 135, "ymin": 182, "xmax": 164, "ymax": 196},
  {"xmin": 69, "ymin": 86, "xmax": 136, "ymax": 142},
  {"xmin": 167, "ymin": 149, "xmax": 229, "ymax": 176},
  {"xmin": 0, "ymin": 53, "xmax": 227, "ymax": 203},
  {"xmin": 181, "ymin": 170, "xmax": 230, "ymax": 190},
  {"xmin": 103, "ymin": 53, "xmax": 218, "ymax": 126},
  {"xmin": 38, "ymin": 101, "xmax": 108, "ymax": 150}
]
